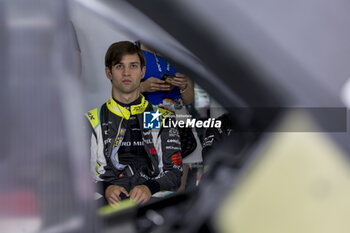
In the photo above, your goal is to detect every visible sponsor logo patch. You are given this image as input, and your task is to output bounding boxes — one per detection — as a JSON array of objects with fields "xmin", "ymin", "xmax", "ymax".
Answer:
[{"xmin": 171, "ymin": 153, "xmax": 182, "ymax": 165}]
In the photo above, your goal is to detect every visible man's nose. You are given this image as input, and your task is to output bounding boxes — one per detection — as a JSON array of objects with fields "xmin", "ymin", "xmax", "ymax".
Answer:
[{"xmin": 123, "ymin": 66, "xmax": 131, "ymax": 75}]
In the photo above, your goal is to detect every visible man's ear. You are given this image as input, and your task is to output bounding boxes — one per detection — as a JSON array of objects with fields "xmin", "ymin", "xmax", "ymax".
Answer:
[
  {"xmin": 105, "ymin": 67, "xmax": 112, "ymax": 81},
  {"xmin": 141, "ymin": 66, "xmax": 146, "ymax": 79}
]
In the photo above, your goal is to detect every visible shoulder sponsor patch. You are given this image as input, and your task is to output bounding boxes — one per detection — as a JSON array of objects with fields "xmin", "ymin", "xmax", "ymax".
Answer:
[
  {"xmin": 167, "ymin": 139, "xmax": 181, "ymax": 144},
  {"xmin": 166, "ymin": 146, "xmax": 181, "ymax": 150},
  {"xmin": 171, "ymin": 153, "xmax": 182, "ymax": 165}
]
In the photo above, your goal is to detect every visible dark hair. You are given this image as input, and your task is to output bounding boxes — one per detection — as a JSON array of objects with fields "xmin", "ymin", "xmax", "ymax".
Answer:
[{"xmin": 105, "ymin": 41, "xmax": 146, "ymax": 70}]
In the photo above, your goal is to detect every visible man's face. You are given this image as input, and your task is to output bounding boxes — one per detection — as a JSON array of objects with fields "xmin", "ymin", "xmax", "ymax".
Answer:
[{"xmin": 106, "ymin": 53, "xmax": 145, "ymax": 94}]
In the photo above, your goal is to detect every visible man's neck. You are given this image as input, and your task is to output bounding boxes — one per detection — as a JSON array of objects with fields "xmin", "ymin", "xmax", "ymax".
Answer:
[{"xmin": 112, "ymin": 90, "xmax": 140, "ymax": 104}]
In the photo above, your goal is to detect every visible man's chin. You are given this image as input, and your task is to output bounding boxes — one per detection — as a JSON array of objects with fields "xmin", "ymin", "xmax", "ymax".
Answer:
[{"xmin": 119, "ymin": 87, "xmax": 140, "ymax": 95}]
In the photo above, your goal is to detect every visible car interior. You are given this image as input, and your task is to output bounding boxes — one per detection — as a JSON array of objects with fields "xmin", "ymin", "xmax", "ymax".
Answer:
[{"xmin": 1, "ymin": 1, "xmax": 350, "ymax": 233}]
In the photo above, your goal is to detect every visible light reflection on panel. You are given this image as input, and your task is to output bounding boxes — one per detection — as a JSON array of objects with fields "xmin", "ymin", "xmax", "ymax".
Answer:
[
  {"xmin": 0, "ymin": 0, "xmax": 96, "ymax": 232},
  {"xmin": 215, "ymin": 111, "xmax": 350, "ymax": 233}
]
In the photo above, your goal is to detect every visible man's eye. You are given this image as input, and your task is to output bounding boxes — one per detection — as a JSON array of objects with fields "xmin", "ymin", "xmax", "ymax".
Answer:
[
  {"xmin": 130, "ymin": 64, "xmax": 139, "ymax": 69},
  {"xmin": 115, "ymin": 64, "xmax": 123, "ymax": 69}
]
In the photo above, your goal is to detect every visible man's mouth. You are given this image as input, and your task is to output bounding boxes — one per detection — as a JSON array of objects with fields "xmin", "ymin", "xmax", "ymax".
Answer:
[{"xmin": 122, "ymin": 79, "xmax": 132, "ymax": 84}]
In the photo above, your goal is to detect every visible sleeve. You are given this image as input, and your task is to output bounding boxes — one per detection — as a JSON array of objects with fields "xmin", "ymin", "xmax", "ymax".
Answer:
[
  {"xmin": 202, "ymin": 113, "xmax": 233, "ymax": 158},
  {"xmin": 152, "ymin": 119, "xmax": 183, "ymax": 192},
  {"xmin": 84, "ymin": 117, "xmax": 97, "ymax": 179},
  {"xmin": 202, "ymin": 127, "xmax": 222, "ymax": 158},
  {"xmin": 84, "ymin": 117, "xmax": 106, "ymax": 198}
]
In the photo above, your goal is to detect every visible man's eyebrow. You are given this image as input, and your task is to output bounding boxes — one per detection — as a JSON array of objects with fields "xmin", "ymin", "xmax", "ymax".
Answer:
[{"xmin": 116, "ymin": 61, "xmax": 140, "ymax": 65}]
